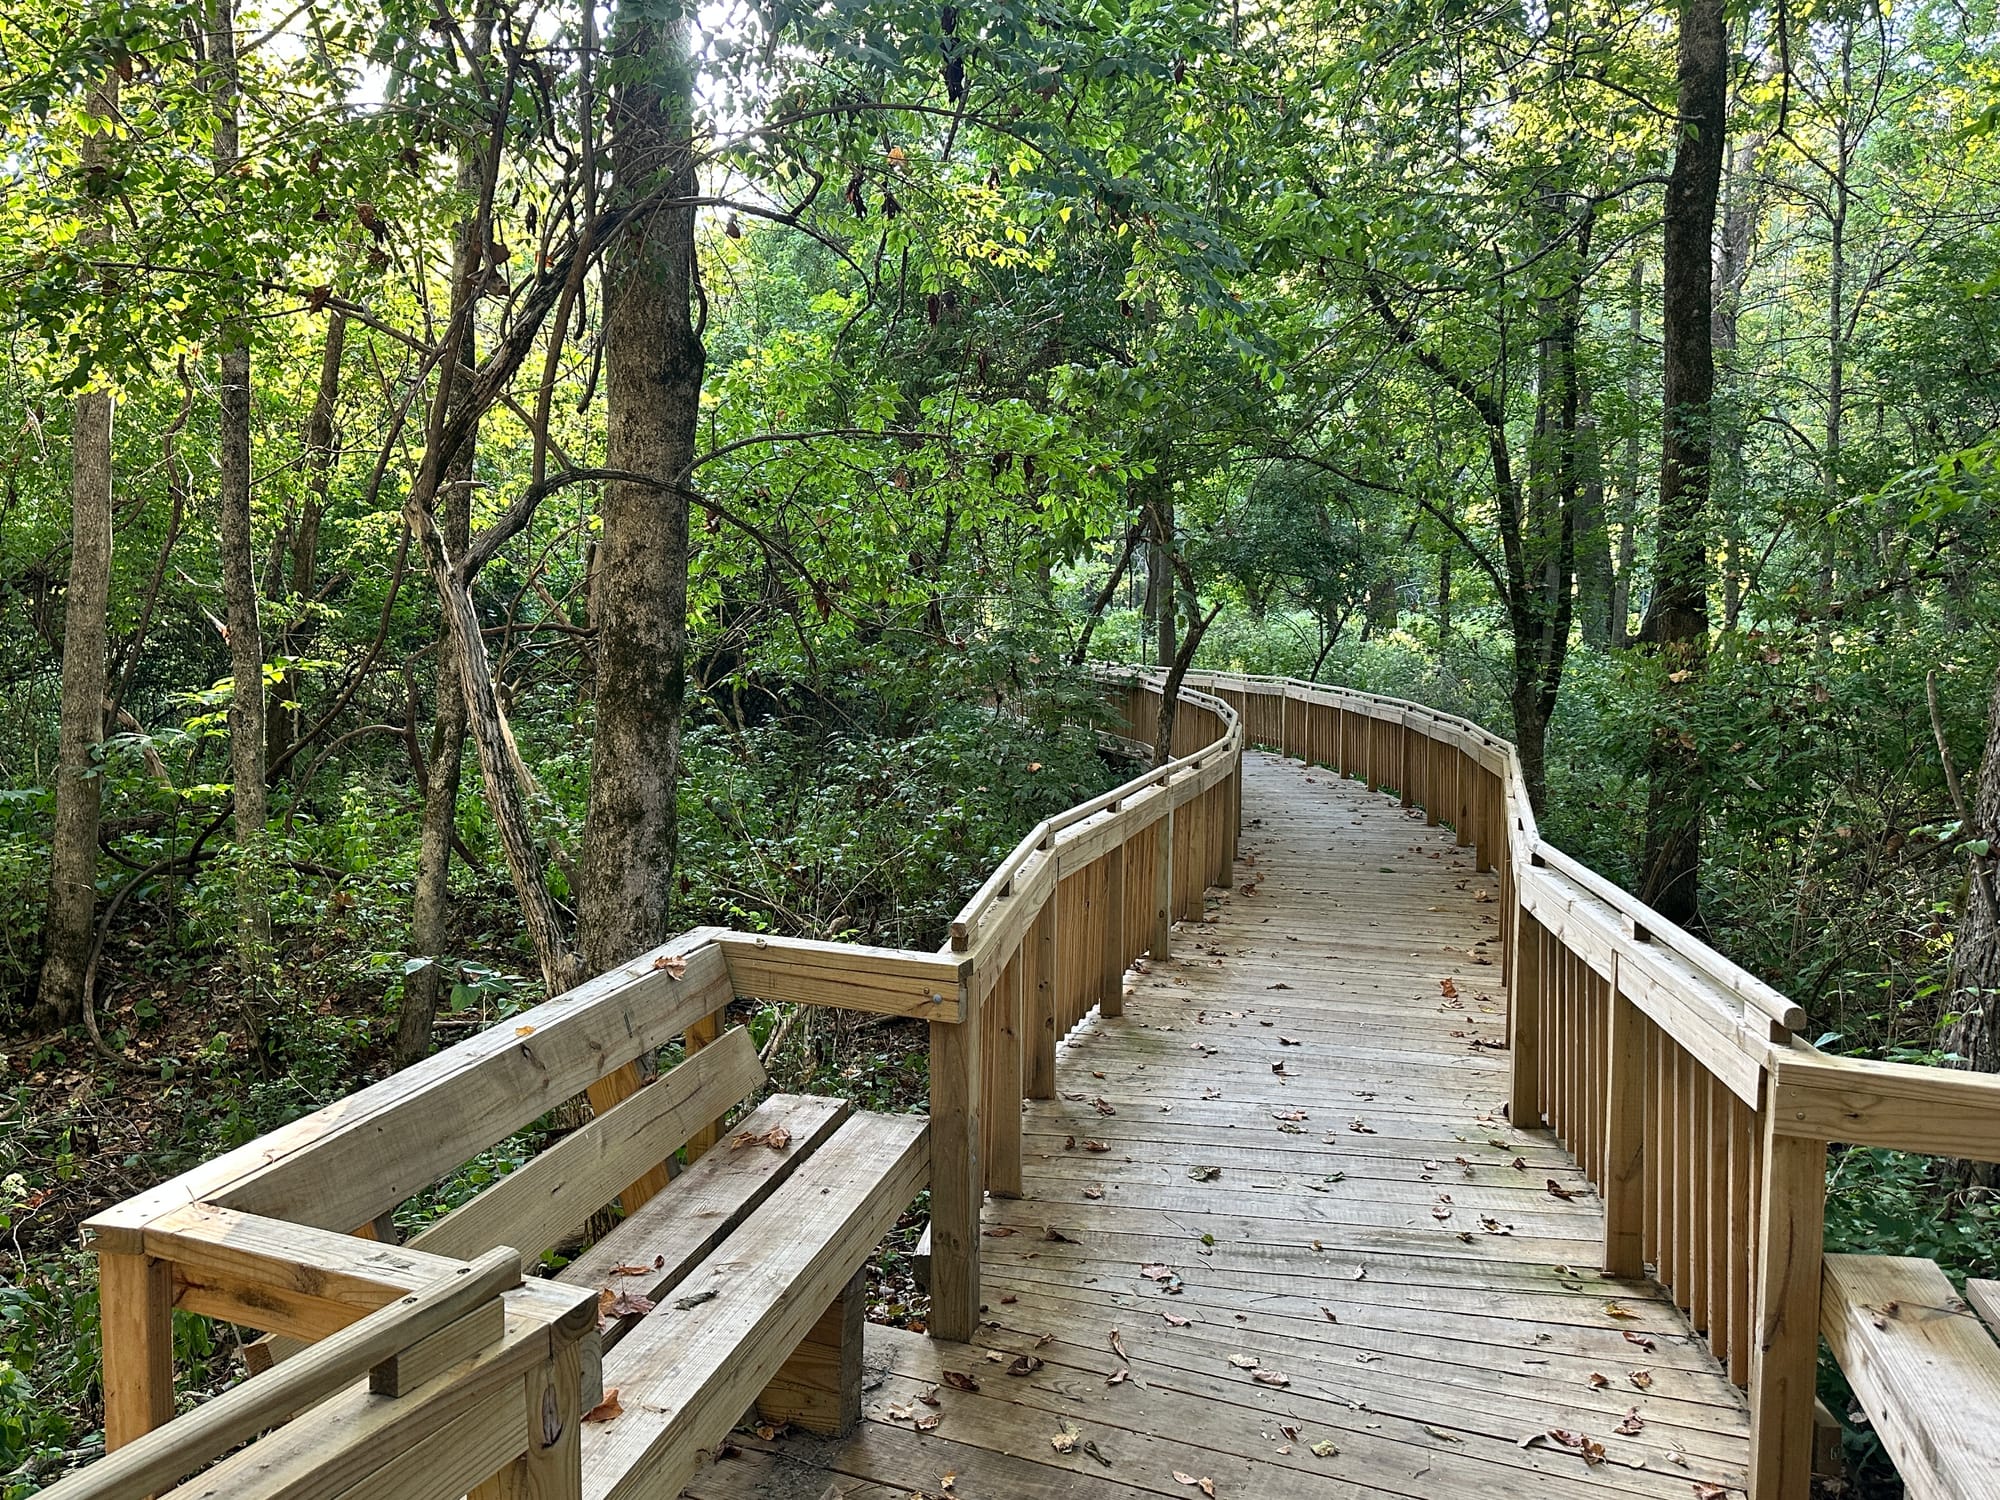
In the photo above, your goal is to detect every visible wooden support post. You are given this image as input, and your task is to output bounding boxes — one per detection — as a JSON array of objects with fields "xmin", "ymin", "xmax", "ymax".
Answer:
[
  {"xmin": 471, "ymin": 1339, "xmax": 584, "ymax": 1500},
  {"xmin": 1151, "ymin": 809, "xmax": 1174, "ymax": 961},
  {"xmin": 1100, "ymin": 845, "xmax": 1126, "ymax": 1018},
  {"xmin": 1027, "ymin": 899, "xmax": 1057, "ymax": 1100},
  {"xmin": 584, "ymin": 1062, "xmax": 675, "ymax": 1213},
  {"xmin": 1507, "ymin": 905, "xmax": 1544, "ymax": 1129},
  {"xmin": 1455, "ymin": 751, "xmax": 1475, "ymax": 849},
  {"xmin": 99, "ymin": 1250, "xmax": 175, "ymax": 1451},
  {"xmin": 981, "ymin": 954, "xmax": 1023, "ymax": 1198},
  {"xmin": 1476, "ymin": 770, "xmax": 1496, "ymax": 872},
  {"xmin": 928, "ymin": 995, "xmax": 983, "ymax": 1342},
  {"xmin": 1399, "ymin": 722, "xmax": 1415, "ymax": 807},
  {"xmin": 1601, "ymin": 964, "xmax": 1646, "ymax": 1278},
  {"xmin": 1748, "ymin": 1113, "xmax": 1828, "ymax": 1500},
  {"xmin": 679, "ymin": 1009, "xmax": 729, "ymax": 1160},
  {"xmin": 758, "ymin": 1268, "xmax": 866, "ymax": 1437}
]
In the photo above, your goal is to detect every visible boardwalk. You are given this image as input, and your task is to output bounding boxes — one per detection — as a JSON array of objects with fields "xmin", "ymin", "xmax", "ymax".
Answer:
[{"xmin": 685, "ymin": 748, "xmax": 1752, "ymax": 1500}]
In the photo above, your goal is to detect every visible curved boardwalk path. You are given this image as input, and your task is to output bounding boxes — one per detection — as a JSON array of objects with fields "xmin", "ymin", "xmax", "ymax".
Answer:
[{"xmin": 687, "ymin": 750, "xmax": 1752, "ymax": 1499}]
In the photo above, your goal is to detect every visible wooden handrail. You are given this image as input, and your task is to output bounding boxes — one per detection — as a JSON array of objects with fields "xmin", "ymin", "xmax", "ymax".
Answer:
[{"xmin": 40, "ymin": 1249, "xmax": 524, "ymax": 1500}]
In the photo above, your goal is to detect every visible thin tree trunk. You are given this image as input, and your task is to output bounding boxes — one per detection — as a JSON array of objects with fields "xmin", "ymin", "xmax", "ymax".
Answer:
[
  {"xmin": 269, "ymin": 311, "xmax": 345, "ymax": 778},
  {"xmin": 1944, "ymin": 665, "xmax": 2000, "ymax": 1075},
  {"xmin": 1069, "ymin": 525, "xmax": 1140, "ymax": 666},
  {"xmin": 578, "ymin": 0, "xmax": 705, "ymax": 977},
  {"xmin": 37, "ymin": 77, "xmax": 120, "ymax": 1026},
  {"xmin": 1437, "ymin": 549, "xmax": 1452, "ymax": 639},
  {"xmin": 1611, "ymin": 260, "xmax": 1645, "ymax": 647},
  {"xmin": 1637, "ymin": 0, "xmax": 1726, "ymax": 929},
  {"xmin": 208, "ymin": 0, "xmax": 271, "ymax": 983}
]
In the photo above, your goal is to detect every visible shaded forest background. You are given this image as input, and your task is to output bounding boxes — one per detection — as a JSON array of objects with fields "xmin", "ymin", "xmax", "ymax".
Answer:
[{"xmin": 0, "ymin": 0, "xmax": 1996, "ymax": 1492}]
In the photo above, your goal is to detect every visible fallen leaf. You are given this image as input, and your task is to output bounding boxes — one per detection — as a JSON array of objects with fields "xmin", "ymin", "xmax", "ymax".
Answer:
[
  {"xmin": 1107, "ymin": 1368, "xmax": 1130, "ymax": 1385},
  {"xmin": 1162, "ymin": 1310, "xmax": 1191, "ymax": 1327},
  {"xmin": 1081, "ymin": 1139, "xmax": 1111, "ymax": 1153},
  {"xmin": 514, "ymin": 1025, "xmax": 536, "ymax": 1036},
  {"xmin": 941, "ymin": 1370, "xmax": 980, "ymax": 1392},
  {"xmin": 1043, "ymin": 1227, "xmax": 1078, "ymax": 1243},
  {"xmin": 583, "ymin": 1388, "xmax": 623, "ymax": 1423},
  {"xmin": 1603, "ymin": 1302, "xmax": 1641, "ymax": 1320},
  {"xmin": 1630, "ymin": 1369, "xmax": 1654, "ymax": 1390},
  {"xmin": 1251, "ymin": 1369, "xmax": 1290, "ymax": 1387},
  {"xmin": 1227, "ymin": 1353, "xmax": 1259, "ymax": 1369},
  {"xmin": 1189, "ymin": 1165, "xmax": 1223, "ymax": 1181},
  {"xmin": 730, "ymin": 1125, "xmax": 791, "ymax": 1152},
  {"xmin": 983, "ymin": 1226, "xmax": 1019, "ymax": 1238},
  {"xmin": 1623, "ymin": 1330, "xmax": 1657, "ymax": 1353},
  {"xmin": 1008, "ymin": 1355, "xmax": 1044, "ymax": 1377},
  {"xmin": 1310, "ymin": 1439, "xmax": 1338, "ymax": 1457},
  {"xmin": 1110, "ymin": 1329, "xmax": 1129, "ymax": 1361},
  {"xmin": 651, "ymin": 953, "xmax": 688, "ymax": 978},
  {"xmin": 1439, "ymin": 978, "xmax": 1459, "ymax": 997},
  {"xmin": 1616, "ymin": 1408, "xmax": 1644, "ymax": 1435},
  {"xmin": 1587, "ymin": 1372, "xmax": 1610, "ymax": 1390},
  {"xmin": 1348, "ymin": 1118, "xmax": 1376, "ymax": 1134},
  {"xmin": 1051, "ymin": 1426, "xmax": 1080, "ymax": 1454},
  {"xmin": 1546, "ymin": 1179, "xmax": 1579, "ymax": 1201},
  {"xmin": 1084, "ymin": 1185, "xmax": 1105, "ymax": 1200},
  {"xmin": 1422, "ymin": 1425, "xmax": 1461, "ymax": 1443}
]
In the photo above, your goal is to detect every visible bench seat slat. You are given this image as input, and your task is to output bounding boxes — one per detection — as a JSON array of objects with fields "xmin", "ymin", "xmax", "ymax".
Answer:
[
  {"xmin": 1822, "ymin": 1254, "xmax": 2000, "ymax": 1500},
  {"xmin": 580, "ymin": 1112, "xmax": 929, "ymax": 1500},
  {"xmin": 557, "ymin": 1093, "xmax": 850, "ymax": 1345}
]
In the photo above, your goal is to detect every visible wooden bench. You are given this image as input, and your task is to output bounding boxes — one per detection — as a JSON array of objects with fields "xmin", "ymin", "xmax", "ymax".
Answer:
[
  {"xmin": 64, "ymin": 1002, "xmax": 927, "ymax": 1500},
  {"xmin": 1820, "ymin": 1253, "xmax": 2000, "ymax": 1499}
]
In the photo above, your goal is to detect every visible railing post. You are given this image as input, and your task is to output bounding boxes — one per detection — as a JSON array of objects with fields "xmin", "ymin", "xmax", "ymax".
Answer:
[
  {"xmin": 472, "ymin": 1338, "xmax": 583, "ymax": 1500},
  {"xmin": 1601, "ymin": 957, "xmax": 1646, "ymax": 1278},
  {"xmin": 1507, "ymin": 895, "xmax": 1544, "ymax": 1129},
  {"xmin": 1100, "ymin": 844, "xmax": 1126, "ymax": 1018},
  {"xmin": 929, "ymin": 985, "xmax": 983, "ymax": 1342},
  {"xmin": 1748, "ymin": 1107, "xmax": 1826, "ymax": 1500},
  {"xmin": 1151, "ymin": 804, "xmax": 1174, "ymax": 961},
  {"xmin": 99, "ymin": 1249, "xmax": 175, "ymax": 1451}
]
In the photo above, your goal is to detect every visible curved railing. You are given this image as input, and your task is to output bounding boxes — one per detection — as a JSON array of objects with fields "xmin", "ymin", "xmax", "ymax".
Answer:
[
  {"xmin": 58, "ymin": 668, "xmax": 1245, "ymax": 1500},
  {"xmin": 1176, "ymin": 668, "xmax": 2000, "ymax": 1500}
]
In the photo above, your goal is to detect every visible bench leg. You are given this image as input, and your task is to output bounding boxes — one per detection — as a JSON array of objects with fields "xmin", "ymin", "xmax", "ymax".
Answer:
[
  {"xmin": 471, "ymin": 1338, "xmax": 583, "ymax": 1500},
  {"xmin": 757, "ymin": 1268, "xmax": 865, "ymax": 1437}
]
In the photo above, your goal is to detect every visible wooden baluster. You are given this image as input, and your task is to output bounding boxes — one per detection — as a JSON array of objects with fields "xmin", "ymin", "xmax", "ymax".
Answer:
[
  {"xmin": 1476, "ymin": 768, "xmax": 1496, "ymax": 873},
  {"xmin": 1641, "ymin": 1018, "xmax": 1660, "ymax": 1275},
  {"xmin": 1689, "ymin": 1063, "xmax": 1711, "ymax": 1333},
  {"xmin": 981, "ymin": 952, "xmax": 1023, "ymax": 1198},
  {"xmin": 1027, "ymin": 897, "xmax": 1057, "ymax": 1100},
  {"xmin": 1601, "ymin": 957, "xmax": 1645, "ymax": 1277},
  {"xmin": 1749, "ymin": 1112, "xmax": 1827, "ymax": 1500},
  {"xmin": 1729, "ymin": 1090, "xmax": 1753, "ymax": 1384},
  {"xmin": 928, "ymin": 984, "xmax": 984, "ymax": 1342},
  {"xmin": 1100, "ymin": 845, "xmax": 1126, "ymax": 1019},
  {"xmin": 1151, "ymin": 807, "xmax": 1174, "ymax": 962},
  {"xmin": 1708, "ymin": 1074, "xmax": 1729, "ymax": 1360},
  {"xmin": 1455, "ymin": 749, "xmax": 1474, "ymax": 851},
  {"xmin": 1652, "ymin": 1033, "xmax": 1671, "ymax": 1294},
  {"xmin": 1507, "ymin": 901, "xmax": 1544, "ymax": 1129},
  {"xmin": 99, "ymin": 1250, "xmax": 175, "ymax": 1452},
  {"xmin": 1399, "ymin": 720, "xmax": 1415, "ymax": 807}
]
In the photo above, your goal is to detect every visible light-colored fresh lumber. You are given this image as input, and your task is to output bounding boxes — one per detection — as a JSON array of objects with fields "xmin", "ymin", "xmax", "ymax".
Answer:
[
  {"xmin": 1821, "ymin": 1254, "xmax": 2000, "ymax": 1500},
  {"xmin": 557, "ymin": 1093, "xmax": 851, "ymax": 1335},
  {"xmin": 716, "ymin": 933, "xmax": 968, "ymax": 1021},
  {"xmin": 1748, "ymin": 1114, "xmax": 1827, "ymax": 1500},
  {"xmin": 580, "ymin": 1112, "xmax": 929, "ymax": 1500},
  {"xmin": 85, "ymin": 931, "xmax": 735, "ymax": 1254},
  {"xmin": 158, "ymin": 1280, "xmax": 598, "ymax": 1500},
  {"xmin": 98, "ymin": 1250, "xmax": 174, "ymax": 1451},
  {"xmin": 411, "ymin": 1027, "xmax": 764, "ymax": 1263},
  {"xmin": 469, "ymin": 1337, "xmax": 584, "ymax": 1500},
  {"xmin": 756, "ymin": 1267, "xmax": 866, "ymax": 1437},
  {"xmin": 1769, "ymin": 1047, "xmax": 2000, "ymax": 1161},
  {"xmin": 926, "ymin": 989, "xmax": 982, "ymax": 1342},
  {"xmin": 41, "ymin": 1249, "xmax": 522, "ymax": 1500}
]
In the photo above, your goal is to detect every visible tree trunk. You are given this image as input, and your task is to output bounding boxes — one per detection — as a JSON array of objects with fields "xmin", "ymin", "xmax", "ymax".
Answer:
[
  {"xmin": 577, "ymin": 0, "xmax": 705, "ymax": 977},
  {"xmin": 1945, "ymin": 664, "xmax": 2000, "ymax": 1074},
  {"xmin": 1437, "ymin": 549, "xmax": 1452, "ymax": 639},
  {"xmin": 1637, "ymin": 0, "xmax": 1726, "ymax": 929},
  {"xmin": 1143, "ymin": 473, "xmax": 1177, "ymax": 668},
  {"xmin": 269, "ymin": 311, "xmax": 345, "ymax": 778},
  {"xmin": 207, "ymin": 0, "xmax": 272, "ymax": 983},
  {"xmin": 36, "ymin": 77, "xmax": 120, "ymax": 1026},
  {"xmin": 1069, "ymin": 526, "xmax": 1140, "ymax": 666},
  {"xmin": 1611, "ymin": 261, "xmax": 1645, "ymax": 648}
]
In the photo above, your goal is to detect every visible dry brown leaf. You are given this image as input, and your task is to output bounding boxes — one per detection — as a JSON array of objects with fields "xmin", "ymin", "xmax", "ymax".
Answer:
[
  {"xmin": 1546, "ymin": 1179, "xmax": 1579, "ymax": 1201},
  {"xmin": 941, "ymin": 1370, "xmax": 980, "ymax": 1392},
  {"xmin": 1630, "ymin": 1369, "xmax": 1654, "ymax": 1390},
  {"xmin": 583, "ymin": 1388, "xmax": 623, "ymax": 1423},
  {"xmin": 1587, "ymin": 1372, "xmax": 1610, "ymax": 1390},
  {"xmin": 1251, "ymin": 1369, "xmax": 1290, "ymax": 1387},
  {"xmin": 1602, "ymin": 1301, "xmax": 1641, "ymax": 1319},
  {"xmin": 730, "ymin": 1124, "xmax": 791, "ymax": 1152},
  {"xmin": 650, "ymin": 952, "xmax": 688, "ymax": 979}
]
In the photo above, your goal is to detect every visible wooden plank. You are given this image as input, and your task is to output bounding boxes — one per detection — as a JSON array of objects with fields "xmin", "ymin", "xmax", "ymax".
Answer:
[
  {"xmin": 1821, "ymin": 1254, "xmax": 2000, "ymax": 1500},
  {"xmin": 1748, "ymin": 1115, "xmax": 1827, "ymax": 1500},
  {"xmin": 981, "ymin": 952, "xmax": 1024, "ymax": 1198},
  {"xmin": 43, "ymin": 1250, "xmax": 523, "ymax": 1500},
  {"xmin": 757, "ymin": 1267, "xmax": 865, "ymax": 1437},
  {"xmin": 469, "ymin": 1338, "xmax": 583, "ymax": 1500},
  {"xmin": 158, "ymin": 1290, "xmax": 595, "ymax": 1500},
  {"xmin": 413, "ymin": 1028, "xmax": 764, "ymax": 1263},
  {"xmin": 370, "ymin": 1297, "xmax": 508, "ymax": 1397},
  {"xmin": 351, "ymin": 1390, "xmax": 526, "ymax": 1500},
  {"xmin": 928, "ymin": 985, "xmax": 982, "ymax": 1342},
  {"xmin": 582, "ymin": 1061, "xmax": 674, "ymax": 1212},
  {"xmin": 580, "ymin": 1113, "xmax": 929, "ymax": 1500},
  {"xmin": 1601, "ymin": 965, "xmax": 1645, "ymax": 1278},
  {"xmin": 557, "ymin": 1094, "xmax": 851, "ymax": 1333},
  {"xmin": 1150, "ymin": 809, "xmax": 1173, "ymax": 961},
  {"xmin": 1027, "ymin": 898, "xmax": 1057, "ymax": 1101},
  {"xmin": 1968, "ymin": 1279, "xmax": 2000, "ymax": 1338},
  {"xmin": 1100, "ymin": 845, "xmax": 1126, "ymax": 1019},
  {"xmin": 1769, "ymin": 1048, "xmax": 2000, "ymax": 1161},
  {"xmin": 716, "ymin": 934, "xmax": 966, "ymax": 1022},
  {"xmin": 98, "ymin": 1251, "xmax": 176, "ymax": 1453},
  {"xmin": 86, "ymin": 932, "xmax": 736, "ymax": 1253}
]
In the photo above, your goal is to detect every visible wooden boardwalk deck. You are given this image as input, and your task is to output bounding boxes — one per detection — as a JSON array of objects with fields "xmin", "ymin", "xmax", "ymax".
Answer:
[{"xmin": 684, "ymin": 749, "xmax": 1752, "ymax": 1500}]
